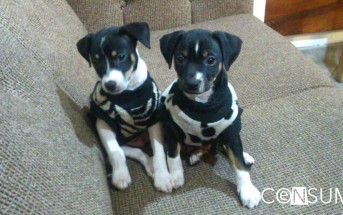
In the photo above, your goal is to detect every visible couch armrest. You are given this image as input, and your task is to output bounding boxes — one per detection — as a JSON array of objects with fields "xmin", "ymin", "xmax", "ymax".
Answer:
[{"xmin": 66, "ymin": 0, "xmax": 253, "ymax": 32}]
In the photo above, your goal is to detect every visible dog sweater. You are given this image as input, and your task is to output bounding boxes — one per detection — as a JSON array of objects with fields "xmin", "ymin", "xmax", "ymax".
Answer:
[
  {"xmin": 89, "ymin": 74, "xmax": 160, "ymax": 145},
  {"xmin": 161, "ymin": 80, "xmax": 242, "ymax": 147}
]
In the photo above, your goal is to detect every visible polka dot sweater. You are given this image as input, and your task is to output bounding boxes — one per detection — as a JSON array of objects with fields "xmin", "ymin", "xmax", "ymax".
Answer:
[{"xmin": 161, "ymin": 80, "xmax": 242, "ymax": 147}]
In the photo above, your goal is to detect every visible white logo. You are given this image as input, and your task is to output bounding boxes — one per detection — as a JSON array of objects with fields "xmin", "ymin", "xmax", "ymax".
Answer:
[{"xmin": 261, "ymin": 187, "xmax": 342, "ymax": 205}]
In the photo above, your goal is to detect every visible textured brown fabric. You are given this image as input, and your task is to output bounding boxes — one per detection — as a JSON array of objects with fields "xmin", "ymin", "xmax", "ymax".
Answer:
[
  {"xmin": 66, "ymin": 0, "xmax": 253, "ymax": 32},
  {"xmin": 110, "ymin": 88, "xmax": 343, "ymax": 214},
  {"xmin": 142, "ymin": 14, "xmax": 334, "ymax": 107},
  {"xmin": 67, "ymin": 0, "xmax": 125, "ymax": 32},
  {"xmin": 0, "ymin": 0, "xmax": 112, "ymax": 214},
  {"xmin": 1, "ymin": 0, "xmax": 98, "ymax": 107},
  {"xmin": 190, "ymin": 0, "xmax": 253, "ymax": 23},
  {"xmin": 123, "ymin": 0, "xmax": 192, "ymax": 31}
]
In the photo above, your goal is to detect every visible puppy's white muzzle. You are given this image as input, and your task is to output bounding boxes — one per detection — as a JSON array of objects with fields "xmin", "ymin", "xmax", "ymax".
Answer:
[{"xmin": 101, "ymin": 69, "xmax": 128, "ymax": 94}]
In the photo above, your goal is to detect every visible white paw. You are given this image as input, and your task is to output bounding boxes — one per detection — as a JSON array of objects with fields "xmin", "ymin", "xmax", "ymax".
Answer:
[
  {"xmin": 189, "ymin": 153, "xmax": 201, "ymax": 166},
  {"xmin": 112, "ymin": 168, "xmax": 131, "ymax": 190},
  {"xmin": 154, "ymin": 171, "xmax": 174, "ymax": 193},
  {"xmin": 243, "ymin": 152, "xmax": 255, "ymax": 166},
  {"xmin": 238, "ymin": 183, "xmax": 261, "ymax": 209},
  {"xmin": 170, "ymin": 170, "xmax": 184, "ymax": 189}
]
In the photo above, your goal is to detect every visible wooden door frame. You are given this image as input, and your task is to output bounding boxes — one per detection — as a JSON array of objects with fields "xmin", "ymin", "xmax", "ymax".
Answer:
[{"xmin": 252, "ymin": 0, "xmax": 343, "ymax": 48}]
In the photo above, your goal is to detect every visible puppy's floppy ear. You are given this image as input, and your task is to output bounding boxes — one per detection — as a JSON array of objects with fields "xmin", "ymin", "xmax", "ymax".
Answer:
[
  {"xmin": 213, "ymin": 31, "xmax": 242, "ymax": 71},
  {"xmin": 120, "ymin": 22, "xmax": 151, "ymax": 49},
  {"xmin": 77, "ymin": 33, "xmax": 93, "ymax": 67},
  {"xmin": 160, "ymin": 31, "xmax": 185, "ymax": 69}
]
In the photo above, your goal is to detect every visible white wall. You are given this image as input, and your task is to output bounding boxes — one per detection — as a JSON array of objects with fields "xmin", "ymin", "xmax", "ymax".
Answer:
[{"xmin": 253, "ymin": 0, "xmax": 266, "ymax": 22}]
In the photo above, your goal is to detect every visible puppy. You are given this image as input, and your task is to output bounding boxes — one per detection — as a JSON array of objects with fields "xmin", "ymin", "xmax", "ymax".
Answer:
[
  {"xmin": 77, "ymin": 22, "xmax": 173, "ymax": 193},
  {"xmin": 159, "ymin": 29, "xmax": 261, "ymax": 208}
]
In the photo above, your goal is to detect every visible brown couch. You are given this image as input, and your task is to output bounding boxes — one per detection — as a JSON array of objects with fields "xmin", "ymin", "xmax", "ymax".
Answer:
[{"xmin": 1, "ymin": 0, "xmax": 342, "ymax": 214}]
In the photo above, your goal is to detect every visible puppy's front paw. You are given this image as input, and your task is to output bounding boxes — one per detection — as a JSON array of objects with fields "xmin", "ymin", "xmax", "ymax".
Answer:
[
  {"xmin": 170, "ymin": 170, "xmax": 184, "ymax": 189},
  {"xmin": 112, "ymin": 168, "xmax": 131, "ymax": 190},
  {"xmin": 243, "ymin": 152, "xmax": 255, "ymax": 166},
  {"xmin": 154, "ymin": 171, "xmax": 174, "ymax": 193},
  {"xmin": 238, "ymin": 183, "xmax": 261, "ymax": 209}
]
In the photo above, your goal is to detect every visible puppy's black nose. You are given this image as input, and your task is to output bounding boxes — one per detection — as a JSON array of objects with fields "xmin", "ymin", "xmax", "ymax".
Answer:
[
  {"xmin": 105, "ymin": 81, "xmax": 117, "ymax": 91},
  {"xmin": 186, "ymin": 80, "xmax": 201, "ymax": 91}
]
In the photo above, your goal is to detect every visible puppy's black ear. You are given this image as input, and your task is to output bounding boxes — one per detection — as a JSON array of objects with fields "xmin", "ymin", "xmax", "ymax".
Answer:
[
  {"xmin": 213, "ymin": 31, "xmax": 242, "ymax": 71},
  {"xmin": 160, "ymin": 31, "xmax": 185, "ymax": 69},
  {"xmin": 120, "ymin": 22, "xmax": 151, "ymax": 49},
  {"xmin": 77, "ymin": 33, "xmax": 93, "ymax": 67}
]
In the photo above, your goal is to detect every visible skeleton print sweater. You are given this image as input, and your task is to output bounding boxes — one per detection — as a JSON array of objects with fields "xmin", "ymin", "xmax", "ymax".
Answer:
[
  {"xmin": 161, "ymin": 80, "xmax": 243, "ymax": 147},
  {"xmin": 89, "ymin": 75, "xmax": 160, "ymax": 145}
]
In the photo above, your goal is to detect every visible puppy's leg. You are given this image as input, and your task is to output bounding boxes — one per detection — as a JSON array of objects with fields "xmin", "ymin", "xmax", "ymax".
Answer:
[
  {"xmin": 167, "ymin": 136, "xmax": 184, "ymax": 189},
  {"xmin": 96, "ymin": 119, "xmax": 131, "ymax": 190},
  {"xmin": 223, "ymin": 135, "xmax": 260, "ymax": 209},
  {"xmin": 121, "ymin": 146, "xmax": 154, "ymax": 178},
  {"xmin": 148, "ymin": 123, "xmax": 174, "ymax": 193}
]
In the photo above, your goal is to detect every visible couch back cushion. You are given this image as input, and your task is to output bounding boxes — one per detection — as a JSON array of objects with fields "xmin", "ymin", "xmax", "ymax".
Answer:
[
  {"xmin": 66, "ymin": 0, "xmax": 253, "ymax": 32},
  {"xmin": 0, "ymin": 0, "xmax": 113, "ymax": 213}
]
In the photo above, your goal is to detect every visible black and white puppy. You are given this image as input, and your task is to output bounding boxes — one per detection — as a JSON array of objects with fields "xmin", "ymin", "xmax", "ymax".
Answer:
[
  {"xmin": 77, "ymin": 22, "xmax": 173, "ymax": 193},
  {"xmin": 159, "ymin": 29, "xmax": 261, "ymax": 208}
]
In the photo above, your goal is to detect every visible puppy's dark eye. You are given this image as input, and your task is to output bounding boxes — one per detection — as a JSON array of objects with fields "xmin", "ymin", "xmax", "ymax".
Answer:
[
  {"xmin": 205, "ymin": 56, "xmax": 216, "ymax": 66},
  {"xmin": 118, "ymin": 54, "xmax": 126, "ymax": 62},
  {"xmin": 176, "ymin": 55, "xmax": 185, "ymax": 65}
]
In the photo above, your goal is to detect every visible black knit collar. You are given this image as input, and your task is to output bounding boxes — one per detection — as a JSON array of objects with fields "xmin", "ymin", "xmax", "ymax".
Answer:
[
  {"xmin": 166, "ymin": 74, "xmax": 234, "ymax": 123},
  {"xmin": 99, "ymin": 74, "xmax": 153, "ymax": 101}
]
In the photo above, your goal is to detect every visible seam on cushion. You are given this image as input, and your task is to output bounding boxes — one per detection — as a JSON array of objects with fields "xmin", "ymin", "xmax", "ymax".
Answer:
[
  {"xmin": 121, "ymin": 0, "xmax": 128, "ymax": 25},
  {"xmin": 242, "ymin": 85, "xmax": 336, "ymax": 109}
]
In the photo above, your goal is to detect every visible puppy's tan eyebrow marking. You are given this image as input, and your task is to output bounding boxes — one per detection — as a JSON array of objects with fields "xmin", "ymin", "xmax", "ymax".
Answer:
[
  {"xmin": 111, "ymin": 51, "xmax": 117, "ymax": 57},
  {"xmin": 203, "ymin": 51, "xmax": 208, "ymax": 57},
  {"xmin": 130, "ymin": 53, "xmax": 136, "ymax": 62},
  {"xmin": 95, "ymin": 54, "xmax": 100, "ymax": 59},
  {"xmin": 219, "ymin": 62, "xmax": 223, "ymax": 71},
  {"xmin": 181, "ymin": 50, "xmax": 188, "ymax": 56}
]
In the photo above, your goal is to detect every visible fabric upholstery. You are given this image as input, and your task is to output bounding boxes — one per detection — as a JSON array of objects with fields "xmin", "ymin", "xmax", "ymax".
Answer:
[
  {"xmin": 66, "ymin": 0, "xmax": 253, "ymax": 32},
  {"xmin": 0, "ymin": 0, "xmax": 112, "ymax": 214},
  {"xmin": 67, "ymin": 0, "xmax": 125, "ymax": 33},
  {"xmin": 123, "ymin": 0, "xmax": 192, "ymax": 31},
  {"xmin": 190, "ymin": 0, "xmax": 253, "ymax": 23}
]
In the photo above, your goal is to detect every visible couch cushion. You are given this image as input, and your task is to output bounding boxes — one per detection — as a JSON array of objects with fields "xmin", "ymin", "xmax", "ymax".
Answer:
[
  {"xmin": 123, "ymin": 0, "xmax": 192, "ymax": 31},
  {"xmin": 1, "ymin": 0, "xmax": 97, "ymax": 107},
  {"xmin": 142, "ymin": 14, "xmax": 334, "ymax": 107},
  {"xmin": 67, "ymin": 0, "xmax": 125, "ymax": 33},
  {"xmin": 190, "ymin": 0, "xmax": 253, "ymax": 23},
  {"xmin": 110, "ymin": 87, "xmax": 343, "ymax": 214},
  {"xmin": 66, "ymin": 0, "xmax": 253, "ymax": 32},
  {"xmin": 0, "ymin": 0, "xmax": 112, "ymax": 213}
]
